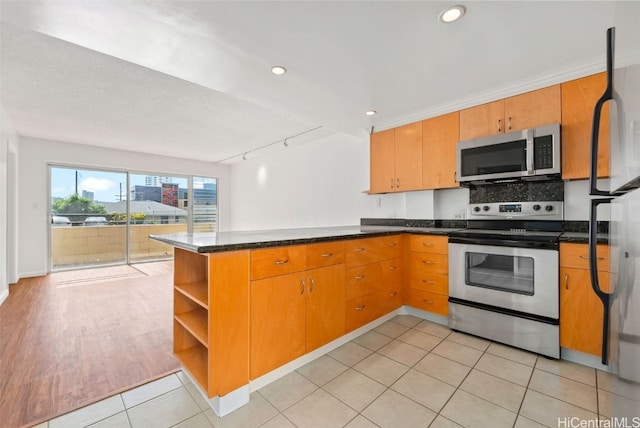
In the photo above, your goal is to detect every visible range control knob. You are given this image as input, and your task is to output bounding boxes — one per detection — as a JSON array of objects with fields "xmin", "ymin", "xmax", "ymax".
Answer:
[
  {"xmin": 545, "ymin": 205, "xmax": 554, "ymax": 212},
  {"xmin": 533, "ymin": 204, "xmax": 541, "ymax": 211},
  {"xmin": 473, "ymin": 206, "xmax": 481, "ymax": 212},
  {"xmin": 483, "ymin": 205, "xmax": 490, "ymax": 212}
]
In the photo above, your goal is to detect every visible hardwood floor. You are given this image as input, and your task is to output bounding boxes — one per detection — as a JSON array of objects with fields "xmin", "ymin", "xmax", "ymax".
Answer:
[{"xmin": 0, "ymin": 263, "xmax": 180, "ymax": 428}]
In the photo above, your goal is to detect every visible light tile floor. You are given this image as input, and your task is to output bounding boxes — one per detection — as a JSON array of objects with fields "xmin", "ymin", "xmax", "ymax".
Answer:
[{"xmin": 34, "ymin": 315, "xmax": 639, "ymax": 428}]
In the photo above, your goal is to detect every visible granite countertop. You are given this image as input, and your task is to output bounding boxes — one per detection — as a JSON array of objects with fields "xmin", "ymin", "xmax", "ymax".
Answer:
[{"xmin": 150, "ymin": 225, "xmax": 463, "ymax": 253}]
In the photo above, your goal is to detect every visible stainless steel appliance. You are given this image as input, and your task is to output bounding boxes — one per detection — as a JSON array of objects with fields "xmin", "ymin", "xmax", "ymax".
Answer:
[
  {"xmin": 448, "ymin": 201, "xmax": 563, "ymax": 358},
  {"xmin": 457, "ymin": 123, "xmax": 560, "ymax": 185},
  {"xmin": 589, "ymin": 23, "xmax": 640, "ymax": 418}
]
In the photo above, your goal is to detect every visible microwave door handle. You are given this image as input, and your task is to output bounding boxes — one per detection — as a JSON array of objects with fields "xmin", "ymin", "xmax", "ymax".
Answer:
[
  {"xmin": 590, "ymin": 27, "xmax": 615, "ymax": 197},
  {"xmin": 589, "ymin": 197, "xmax": 613, "ymax": 365},
  {"xmin": 526, "ymin": 129, "xmax": 534, "ymax": 175}
]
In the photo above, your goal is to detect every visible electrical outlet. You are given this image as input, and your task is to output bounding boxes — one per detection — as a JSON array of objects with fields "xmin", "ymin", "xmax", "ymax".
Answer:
[
  {"xmin": 375, "ymin": 197, "xmax": 382, "ymax": 208},
  {"xmin": 454, "ymin": 213, "xmax": 462, "ymax": 219}
]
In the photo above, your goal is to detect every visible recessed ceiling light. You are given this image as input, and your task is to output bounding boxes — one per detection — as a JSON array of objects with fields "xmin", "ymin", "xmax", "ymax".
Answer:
[
  {"xmin": 271, "ymin": 65, "xmax": 287, "ymax": 75},
  {"xmin": 365, "ymin": 110, "xmax": 377, "ymax": 116},
  {"xmin": 438, "ymin": 5, "xmax": 466, "ymax": 23}
]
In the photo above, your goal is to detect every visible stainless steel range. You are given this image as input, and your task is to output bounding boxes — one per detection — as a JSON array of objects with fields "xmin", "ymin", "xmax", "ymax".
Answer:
[{"xmin": 448, "ymin": 201, "xmax": 563, "ymax": 358}]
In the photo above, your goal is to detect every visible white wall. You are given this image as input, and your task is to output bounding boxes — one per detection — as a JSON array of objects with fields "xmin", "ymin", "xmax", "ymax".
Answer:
[
  {"xmin": 564, "ymin": 179, "xmax": 611, "ymax": 221},
  {"xmin": 0, "ymin": 106, "xmax": 15, "ymax": 303},
  {"xmin": 229, "ymin": 132, "xmax": 406, "ymax": 231},
  {"xmin": 15, "ymin": 136, "xmax": 231, "ymax": 279}
]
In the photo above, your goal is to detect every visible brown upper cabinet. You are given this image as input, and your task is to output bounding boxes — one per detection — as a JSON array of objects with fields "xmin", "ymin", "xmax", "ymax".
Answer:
[
  {"xmin": 370, "ymin": 121, "xmax": 422, "ymax": 193},
  {"xmin": 561, "ymin": 72, "xmax": 610, "ymax": 180},
  {"xmin": 459, "ymin": 85, "xmax": 561, "ymax": 141},
  {"xmin": 422, "ymin": 111, "xmax": 460, "ymax": 189}
]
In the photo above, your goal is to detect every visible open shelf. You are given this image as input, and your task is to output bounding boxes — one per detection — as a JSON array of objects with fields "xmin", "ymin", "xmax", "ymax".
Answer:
[
  {"xmin": 175, "ymin": 309, "xmax": 208, "ymax": 348},
  {"xmin": 175, "ymin": 344, "xmax": 208, "ymax": 391},
  {"xmin": 175, "ymin": 281, "xmax": 208, "ymax": 309}
]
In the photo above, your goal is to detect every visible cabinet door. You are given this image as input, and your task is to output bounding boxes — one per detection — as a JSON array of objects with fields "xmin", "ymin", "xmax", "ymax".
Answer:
[
  {"xmin": 422, "ymin": 112, "xmax": 460, "ymax": 189},
  {"xmin": 560, "ymin": 267, "xmax": 610, "ymax": 356},
  {"xmin": 394, "ymin": 122, "xmax": 423, "ymax": 191},
  {"xmin": 250, "ymin": 273, "xmax": 306, "ymax": 379},
  {"xmin": 561, "ymin": 73, "xmax": 610, "ymax": 179},
  {"xmin": 306, "ymin": 264, "xmax": 345, "ymax": 352},
  {"xmin": 459, "ymin": 99, "xmax": 504, "ymax": 140},
  {"xmin": 370, "ymin": 129, "xmax": 396, "ymax": 193},
  {"xmin": 504, "ymin": 85, "xmax": 561, "ymax": 132}
]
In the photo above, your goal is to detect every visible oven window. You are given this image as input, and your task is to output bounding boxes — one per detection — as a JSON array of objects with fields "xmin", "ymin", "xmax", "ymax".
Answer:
[{"xmin": 465, "ymin": 252, "xmax": 534, "ymax": 295}]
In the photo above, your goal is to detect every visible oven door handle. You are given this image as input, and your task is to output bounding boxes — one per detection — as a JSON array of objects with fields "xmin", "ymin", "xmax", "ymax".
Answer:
[
  {"xmin": 448, "ymin": 236, "xmax": 558, "ymax": 250},
  {"xmin": 589, "ymin": 197, "xmax": 613, "ymax": 365}
]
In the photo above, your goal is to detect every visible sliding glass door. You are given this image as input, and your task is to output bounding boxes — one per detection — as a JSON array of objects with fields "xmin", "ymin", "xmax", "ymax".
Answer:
[{"xmin": 50, "ymin": 166, "xmax": 217, "ymax": 271}]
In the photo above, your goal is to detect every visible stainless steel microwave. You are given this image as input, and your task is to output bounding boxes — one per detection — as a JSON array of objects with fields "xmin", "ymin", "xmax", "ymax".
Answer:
[{"xmin": 456, "ymin": 123, "xmax": 561, "ymax": 185}]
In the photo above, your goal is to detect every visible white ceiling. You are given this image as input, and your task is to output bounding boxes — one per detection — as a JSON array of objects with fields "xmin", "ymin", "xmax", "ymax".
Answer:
[{"xmin": 1, "ymin": 1, "xmax": 639, "ymax": 164}]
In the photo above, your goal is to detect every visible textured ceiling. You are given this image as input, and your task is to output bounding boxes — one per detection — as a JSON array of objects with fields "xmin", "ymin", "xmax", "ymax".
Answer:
[{"xmin": 1, "ymin": 1, "xmax": 639, "ymax": 164}]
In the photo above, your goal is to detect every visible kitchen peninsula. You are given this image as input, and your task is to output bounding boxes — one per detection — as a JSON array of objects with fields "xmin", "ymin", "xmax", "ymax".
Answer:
[{"xmin": 150, "ymin": 225, "xmax": 457, "ymax": 416}]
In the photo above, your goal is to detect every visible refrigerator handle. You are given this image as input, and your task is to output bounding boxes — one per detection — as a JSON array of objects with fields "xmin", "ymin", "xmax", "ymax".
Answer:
[
  {"xmin": 589, "ymin": 27, "xmax": 615, "ymax": 197},
  {"xmin": 589, "ymin": 197, "xmax": 614, "ymax": 365}
]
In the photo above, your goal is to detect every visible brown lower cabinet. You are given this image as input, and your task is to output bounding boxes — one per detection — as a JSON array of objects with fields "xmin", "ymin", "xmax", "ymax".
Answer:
[{"xmin": 406, "ymin": 235, "xmax": 449, "ymax": 316}]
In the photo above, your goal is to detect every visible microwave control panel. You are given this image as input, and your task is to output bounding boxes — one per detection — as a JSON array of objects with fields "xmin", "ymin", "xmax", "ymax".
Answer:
[{"xmin": 533, "ymin": 135, "xmax": 554, "ymax": 169}]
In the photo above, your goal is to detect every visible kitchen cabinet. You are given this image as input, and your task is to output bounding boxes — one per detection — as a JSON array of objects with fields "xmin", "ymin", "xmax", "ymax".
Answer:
[
  {"xmin": 422, "ymin": 111, "xmax": 460, "ymax": 189},
  {"xmin": 561, "ymin": 72, "xmax": 610, "ymax": 179},
  {"xmin": 459, "ymin": 85, "xmax": 561, "ymax": 141},
  {"xmin": 406, "ymin": 235, "xmax": 449, "ymax": 316},
  {"xmin": 250, "ymin": 242, "xmax": 345, "ymax": 379},
  {"xmin": 173, "ymin": 247, "xmax": 250, "ymax": 398},
  {"xmin": 370, "ymin": 122, "xmax": 422, "ymax": 193},
  {"xmin": 559, "ymin": 242, "xmax": 610, "ymax": 356},
  {"xmin": 345, "ymin": 235, "xmax": 404, "ymax": 332}
]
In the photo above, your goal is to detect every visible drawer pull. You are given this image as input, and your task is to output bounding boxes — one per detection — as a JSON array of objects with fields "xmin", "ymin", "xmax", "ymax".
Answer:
[
  {"xmin": 300, "ymin": 279, "xmax": 306, "ymax": 295},
  {"xmin": 388, "ymin": 242, "xmax": 397, "ymax": 247},
  {"xmin": 422, "ymin": 243, "xmax": 434, "ymax": 247},
  {"xmin": 388, "ymin": 266, "xmax": 397, "ymax": 271},
  {"xmin": 422, "ymin": 260, "xmax": 434, "ymax": 264},
  {"xmin": 422, "ymin": 299, "xmax": 435, "ymax": 304},
  {"xmin": 355, "ymin": 305, "xmax": 366, "ymax": 311},
  {"xmin": 355, "ymin": 247, "xmax": 365, "ymax": 253},
  {"xmin": 580, "ymin": 255, "xmax": 605, "ymax": 260},
  {"xmin": 273, "ymin": 259, "xmax": 289, "ymax": 265},
  {"xmin": 422, "ymin": 280, "xmax": 436, "ymax": 284},
  {"xmin": 389, "ymin": 291, "xmax": 397, "ymax": 297},
  {"xmin": 321, "ymin": 253, "xmax": 334, "ymax": 258},
  {"xmin": 355, "ymin": 275, "xmax": 366, "ymax": 280},
  {"xmin": 564, "ymin": 272, "xmax": 569, "ymax": 290},
  {"xmin": 309, "ymin": 276, "xmax": 315, "ymax": 293}
]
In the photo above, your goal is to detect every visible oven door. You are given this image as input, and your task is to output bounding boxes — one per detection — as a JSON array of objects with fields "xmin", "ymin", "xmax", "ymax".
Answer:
[{"xmin": 448, "ymin": 242, "xmax": 559, "ymax": 319}]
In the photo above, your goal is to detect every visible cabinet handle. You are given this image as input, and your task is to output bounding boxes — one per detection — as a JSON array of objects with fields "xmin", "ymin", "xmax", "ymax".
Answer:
[
  {"xmin": 422, "ymin": 260, "xmax": 434, "ymax": 264},
  {"xmin": 320, "ymin": 253, "xmax": 334, "ymax": 258},
  {"xmin": 422, "ymin": 299, "xmax": 435, "ymax": 304},
  {"xmin": 454, "ymin": 171, "xmax": 457, "ymax": 182},
  {"xmin": 389, "ymin": 291, "xmax": 397, "ymax": 297},
  {"xmin": 422, "ymin": 243, "xmax": 434, "ymax": 247},
  {"xmin": 507, "ymin": 116, "xmax": 512, "ymax": 130},
  {"xmin": 355, "ymin": 305, "xmax": 366, "ymax": 311},
  {"xmin": 300, "ymin": 279, "xmax": 306, "ymax": 295},
  {"xmin": 355, "ymin": 247, "xmax": 365, "ymax": 253},
  {"xmin": 388, "ymin": 266, "xmax": 397, "ymax": 271},
  {"xmin": 564, "ymin": 272, "xmax": 569, "ymax": 290},
  {"xmin": 388, "ymin": 242, "xmax": 397, "ymax": 247},
  {"xmin": 396, "ymin": 178, "xmax": 400, "ymax": 188},
  {"xmin": 497, "ymin": 119, "xmax": 501, "ymax": 133},
  {"xmin": 273, "ymin": 259, "xmax": 289, "ymax": 265},
  {"xmin": 355, "ymin": 275, "xmax": 366, "ymax": 280},
  {"xmin": 390, "ymin": 179, "xmax": 394, "ymax": 190},
  {"xmin": 422, "ymin": 280, "xmax": 436, "ymax": 284},
  {"xmin": 580, "ymin": 255, "xmax": 605, "ymax": 260},
  {"xmin": 309, "ymin": 276, "xmax": 315, "ymax": 293}
]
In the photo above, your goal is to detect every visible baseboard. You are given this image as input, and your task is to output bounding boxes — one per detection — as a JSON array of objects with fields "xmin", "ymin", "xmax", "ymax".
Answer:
[
  {"xmin": 18, "ymin": 270, "xmax": 48, "ymax": 280},
  {"xmin": 560, "ymin": 347, "xmax": 611, "ymax": 372},
  {"xmin": 0, "ymin": 288, "xmax": 8, "ymax": 306}
]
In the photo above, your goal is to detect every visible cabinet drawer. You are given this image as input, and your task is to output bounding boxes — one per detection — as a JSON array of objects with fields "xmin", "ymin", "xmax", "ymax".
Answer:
[
  {"xmin": 378, "ymin": 283, "xmax": 403, "ymax": 315},
  {"xmin": 345, "ymin": 294, "xmax": 379, "ymax": 333},
  {"xmin": 346, "ymin": 263, "xmax": 383, "ymax": 300},
  {"xmin": 381, "ymin": 258, "xmax": 403, "ymax": 284},
  {"xmin": 409, "ymin": 271, "xmax": 448, "ymax": 295},
  {"xmin": 306, "ymin": 241, "xmax": 345, "ymax": 269},
  {"xmin": 251, "ymin": 246, "xmax": 306, "ymax": 280},
  {"xmin": 559, "ymin": 243, "xmax": 610, "ymax": 271},
  {"xmin": 346, "ymin": 235, "xmax": 402, "ymax": 267},
  {"xmin": 407, "ymin": 289, "xmax": 448, "ymax": 316},
  {"xmin": 409, "ymin": 253, "xmax": 448, "ymax": 275},
  {"xmin": 409, "ymin": 235, "xmax": 448, "ymax": 254}
]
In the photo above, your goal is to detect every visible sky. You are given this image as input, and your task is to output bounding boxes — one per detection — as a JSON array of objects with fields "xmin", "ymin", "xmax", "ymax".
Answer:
[{"xmin": 50, "ymin": 167, "xmax": 199, "ymax": 203}]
